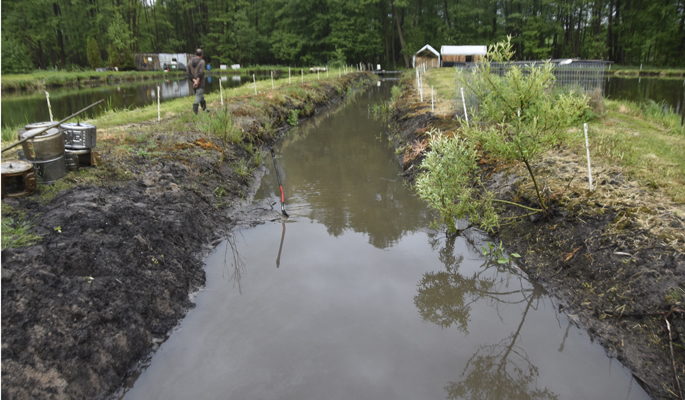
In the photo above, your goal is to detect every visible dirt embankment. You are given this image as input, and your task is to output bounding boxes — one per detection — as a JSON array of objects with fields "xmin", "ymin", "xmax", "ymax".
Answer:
[
  {"xmin": 1, "ymin": 73, "xmax": 375, "ymax": 400},
  {"xmin": 387, "ymin": 73, "xmax": 685, "ymax": 399}
]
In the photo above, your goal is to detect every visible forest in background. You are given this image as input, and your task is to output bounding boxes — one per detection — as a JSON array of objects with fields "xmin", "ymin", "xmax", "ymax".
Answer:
[{"xmin": 1, "ymin": 0, "xmax": 684, "ymax": 74}]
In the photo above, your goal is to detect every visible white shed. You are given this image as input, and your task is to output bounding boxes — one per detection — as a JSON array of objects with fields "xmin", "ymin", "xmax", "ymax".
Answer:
[{"xmin": 440, "ymin": 45, "xmax": 488, "ymax": 66}]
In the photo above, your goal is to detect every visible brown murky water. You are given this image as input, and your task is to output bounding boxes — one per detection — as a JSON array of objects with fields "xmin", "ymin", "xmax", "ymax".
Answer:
[{"xmin": 123, "ymin": 82, "xmax": 649, "ymax": 400}]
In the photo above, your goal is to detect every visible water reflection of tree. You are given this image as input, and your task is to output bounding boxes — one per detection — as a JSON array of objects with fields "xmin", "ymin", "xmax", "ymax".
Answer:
[
  {"xmin": 414, "ymin": 234, "xmax": 531, "ymax": 334},
  {"xmin": 222, "ymin": 233, "xmax": 246, "ymax": 294},
  {"xmin": 415, "ymin": 234, "xmax": 558, "ymax": 400}
]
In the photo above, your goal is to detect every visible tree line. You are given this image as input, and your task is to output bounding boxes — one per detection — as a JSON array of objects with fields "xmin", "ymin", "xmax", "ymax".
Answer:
[{"xmin": 2, "ymin": 0, "xmax": 684, "ymax": 74}]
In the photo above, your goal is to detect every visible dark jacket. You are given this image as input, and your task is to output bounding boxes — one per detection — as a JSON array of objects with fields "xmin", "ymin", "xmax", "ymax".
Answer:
[{"xmin": 187, "ymin": 56, "xmax": 206, "ymax": 89}]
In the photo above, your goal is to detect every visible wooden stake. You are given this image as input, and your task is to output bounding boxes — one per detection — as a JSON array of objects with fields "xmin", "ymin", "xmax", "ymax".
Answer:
[{"xmin": 45, "ymin": 92, "xmax": 54, "ymax": 122}]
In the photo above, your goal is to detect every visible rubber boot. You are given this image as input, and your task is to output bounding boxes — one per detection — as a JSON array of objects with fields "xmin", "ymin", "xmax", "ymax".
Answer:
[
  {"xmin": 200, "ymin": 99, "xmax": 208, "ymax": 112},
  {"xmin": 193, "ymin": 104, "xmax": 199, "ymax": 115}
]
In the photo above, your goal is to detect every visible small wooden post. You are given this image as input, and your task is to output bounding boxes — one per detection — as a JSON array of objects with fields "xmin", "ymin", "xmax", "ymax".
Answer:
[
  {"xmin": 271, "ymin": 71, "xmax": 274, "ymax": 89},
  {"xmin": 219, "ymin": 79, "xmax": 223, "ymax": 106},
  {"xmin": 289, "ymin": 67, "xmax": 291, "ymax": 85},
  {"xmin": 253, "ymin": 74, "xmax": 257, "ymax": 94},
  {"xmin": 45, "ymin": 92, "xmax": 54, "ymax": 122},
  {"xmin": 301, "ymin": 69, "xmax": 303, "ymax": 84}
]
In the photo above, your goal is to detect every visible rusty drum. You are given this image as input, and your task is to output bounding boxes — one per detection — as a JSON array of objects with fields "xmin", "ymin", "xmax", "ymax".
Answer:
[{"xmin": 1, "ymin": 160, "xmax": 37, "ymax": 198}]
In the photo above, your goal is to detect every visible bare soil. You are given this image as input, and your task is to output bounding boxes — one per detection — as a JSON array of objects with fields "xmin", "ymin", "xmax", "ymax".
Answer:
[
  {"xmin": 388, "ymin": 74, "xmax": 685, "ymax": 400},
  {"xmin": 1, "ymin": 73, "xmax": 373, "ymax": 399}
]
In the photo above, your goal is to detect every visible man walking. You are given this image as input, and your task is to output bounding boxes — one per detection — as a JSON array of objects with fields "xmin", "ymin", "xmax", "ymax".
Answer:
[{"xmin": 188, "ymin": 49, "xmax": 207, "ymax": 114}]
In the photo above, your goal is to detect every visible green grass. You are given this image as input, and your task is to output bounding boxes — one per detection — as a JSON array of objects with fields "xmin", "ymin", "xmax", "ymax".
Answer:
[
  {"xmin": 80, "ymin": 70, "xmax": 365, "ymax": 129},
  {"xmin": 587, "ymin": 99, "xmax": 685, "ymax": 202},
  {"xmin": 1, "ymin": 211, "xmax": 43, "ymax": 250}
]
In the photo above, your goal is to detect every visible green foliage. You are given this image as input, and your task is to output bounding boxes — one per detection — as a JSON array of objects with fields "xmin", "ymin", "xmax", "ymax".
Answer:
[
  {"xmin": 197, "ymin": 107, "xmax": 243, "ymax": 171},
  {"xmin": 231, "ymin": 158, "xmax": 253, "ymax": 180},
  {"xmin": 287, "ymin": 109, "xmax": 299, "ymax": 126},
  {"xmin": 1, "ymin": 34, "xmax": 32, "ymax": 74},
  {"xmin": 1, "ymin": 216, "xmax": 43, "ymax": 250},
  {"xmin": 2, "ymin": 0, "xmax": 685, "ymax": 72},
  {"xmin": 415, "ymin": 129, "xmax": 498, "ymax": 234},
  {"xmin": 480, "ymin": 241, "xmax": 521, "ymax": 264},
  {"xmin": 460, "ymin": 37, "xmax": 589, "ymax": 213},
  {"xmin": 86, "ymin": 37, "xmax": 104, "ymax": 69},
  {"xmin": 418, "ymin": 38, "xmax": 590, "ymax": 236}
]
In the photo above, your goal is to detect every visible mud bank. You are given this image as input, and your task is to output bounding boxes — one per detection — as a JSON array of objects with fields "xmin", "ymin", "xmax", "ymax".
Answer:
[
  {"xmin": 1, "ymin": 73, "xmax": 375, "ymax": 400},
  {"xmin": 386, "ymin": 73, "xmax": 685, "ymax": 399}
]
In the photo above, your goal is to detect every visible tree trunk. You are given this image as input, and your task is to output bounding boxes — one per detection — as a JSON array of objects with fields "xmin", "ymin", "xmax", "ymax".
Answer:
[
  {"xmin": 382, "ymin": 0, "xmax": 389, "ymax": 66},
  {"xmin": 606, "ymin": 0, "xmax": 613, "ymax": 61},
  {"xmin": 443, "ymin": 0, "xmax": 452, "ymax": 29},
  {"xmin": 53, "ymin": 2, "xmax": 67, "ymax": 68},
  {"xmin": 391, "ymin": 7, "xmax": 397, "ymax": 70},
  {"xmin": 392, "ymin": 1, "xmax": 410, "ymax": 68}
]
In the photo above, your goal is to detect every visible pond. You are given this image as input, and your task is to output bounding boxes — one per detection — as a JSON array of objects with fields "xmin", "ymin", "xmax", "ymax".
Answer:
[
  {"xmin": 0, "ymin": 73, "xmax": 274, "ymax": 128},
  {"xmin": 121, "ymin": 81, "xmax": 649, "ymax": 400}
]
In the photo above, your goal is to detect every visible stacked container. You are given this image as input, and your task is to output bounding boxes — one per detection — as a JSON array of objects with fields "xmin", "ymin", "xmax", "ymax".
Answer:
[{"xmin": 60, "ymin": 122, "xmax": 98, "ymax": 168}]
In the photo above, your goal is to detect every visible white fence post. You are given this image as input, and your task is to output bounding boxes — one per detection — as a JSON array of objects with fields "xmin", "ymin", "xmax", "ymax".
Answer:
[
  {"xmin": 219, "ymin": 80, "xmax": 223, "ymax": 106},
  {"xmin": 253, "ymin": 74, "xmax": 257, "ymax": 94},
  {"xmin": 584, "ymin": 123, "xmax": 594, "ymax": 191},
  {"xmin": 461, "ymin": 87, "xmax": 469, "ymax": 127},
  {"xmin": 157, "ymin": 86, "xmax": 160, "ymax": 121}
]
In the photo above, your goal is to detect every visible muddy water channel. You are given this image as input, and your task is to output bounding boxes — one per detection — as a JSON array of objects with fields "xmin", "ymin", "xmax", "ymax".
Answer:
[{"xmin": 123, "ymin": 83, "xmax": 649, "ymax": 400}]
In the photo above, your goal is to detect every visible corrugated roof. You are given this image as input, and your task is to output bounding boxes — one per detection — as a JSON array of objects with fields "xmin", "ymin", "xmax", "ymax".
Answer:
[{"xmin": 440, "ymin": 45, "xmax": 488, "ymax": 56}]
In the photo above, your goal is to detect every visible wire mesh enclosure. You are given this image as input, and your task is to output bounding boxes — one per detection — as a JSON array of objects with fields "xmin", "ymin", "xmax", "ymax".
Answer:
[{"xmin": 453, "ymin": 60, "xmax": 611, "ymax": 116}]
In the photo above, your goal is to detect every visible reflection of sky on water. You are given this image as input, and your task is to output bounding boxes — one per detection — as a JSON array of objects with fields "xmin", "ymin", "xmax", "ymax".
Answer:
[{"xmin": 125, "ymin": 82, "xmax": 649, "ymax": 400}]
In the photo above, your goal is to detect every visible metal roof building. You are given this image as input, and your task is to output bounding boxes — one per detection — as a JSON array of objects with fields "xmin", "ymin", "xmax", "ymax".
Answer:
[{"xmin": 440, "ymin": 45, "xmax": 487, "ymax": 66}]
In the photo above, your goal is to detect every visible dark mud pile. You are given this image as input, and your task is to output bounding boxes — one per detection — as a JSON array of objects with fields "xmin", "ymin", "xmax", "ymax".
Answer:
[
  {"xmin": 1, "ymin": 73, "xmax": 373, "ymax": 400},
  {"xmin": 388, "ymin": 74, "xmax": 685, "ymax": 399}
]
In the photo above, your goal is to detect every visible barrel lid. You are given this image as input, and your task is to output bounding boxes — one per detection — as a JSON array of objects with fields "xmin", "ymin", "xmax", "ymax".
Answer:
[
  {"xmin": 20, "ymin": 127, "xmax": 61, "ymax": 140},
  {"xmin": 1, "ymin": 160, "xmax": 33, "ymax": 174},
  {"xmin": 60, "ymin": 122, "xmax": 96, "ymax": 130},
  {"xmin": 25, "ymin": 121, "xmax": 57, "ymax": 130}
]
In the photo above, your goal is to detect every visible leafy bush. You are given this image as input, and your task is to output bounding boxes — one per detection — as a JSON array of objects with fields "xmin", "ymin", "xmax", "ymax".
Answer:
[
  {"xmin": 417, "ymin": 37, "xmax": 589, "ymax": 234},
  {"xmin": 287, "ymin": 109, "xmax": 299, "ymax": 126},
  {"xmin": 415, "ymin": 129, "xmax": 497, "ymax": 234},
  {"xmin": 459, "ymin": 37, "xmax": 588, "ymax": 214}
]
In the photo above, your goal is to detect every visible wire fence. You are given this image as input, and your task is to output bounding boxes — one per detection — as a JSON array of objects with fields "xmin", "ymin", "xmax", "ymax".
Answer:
[{"xmin": 453, "ymin": 60, "xmax": 611, "ymax": 116}]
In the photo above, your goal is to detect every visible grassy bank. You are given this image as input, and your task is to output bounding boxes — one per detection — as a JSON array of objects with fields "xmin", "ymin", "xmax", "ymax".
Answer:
[
  {"xmin": 0, "ymin": 69, "xmax": 365, "ymax": 147},
  {"xmin": 0, "ymin": 66, "xmax": 355, "ymax": 92},
  {"xmin": 421, "ymin": 67, "xmax": 685, "ymax": 203},
  {"xmin": 387, "ymin": 67, "xmax": 685, "ymax": 399}
]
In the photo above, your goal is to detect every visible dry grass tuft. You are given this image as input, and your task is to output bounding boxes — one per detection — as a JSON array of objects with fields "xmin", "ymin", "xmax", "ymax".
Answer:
[{"xmin": 404, "ymin": 139, "xmax": 429, "ymax": 163}]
